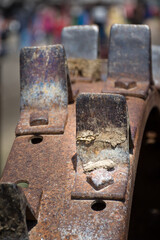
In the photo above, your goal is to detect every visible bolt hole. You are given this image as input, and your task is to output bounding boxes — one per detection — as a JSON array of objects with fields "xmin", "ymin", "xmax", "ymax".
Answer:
[
  {"xmin": 16, "ymin": 180, "xmax": 29, "ymax": 188},
  {"xmin": 91, "ymin": 200, "xmax": 106, "ymax": 211},
  {"xmin": 30, "ymin": 136, "xmax": 43, "ymax": 144}
]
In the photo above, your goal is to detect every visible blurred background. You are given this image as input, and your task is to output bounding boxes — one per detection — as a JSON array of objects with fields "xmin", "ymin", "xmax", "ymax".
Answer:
[{"xmin": 0, "ymin": 0, "xmax": 160, "ymax": 175}]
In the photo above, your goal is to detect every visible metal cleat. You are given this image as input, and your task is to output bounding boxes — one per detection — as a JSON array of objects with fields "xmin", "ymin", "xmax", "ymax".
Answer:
[
  {"xmin": 62, "ymin": 25, "xmax": 99, "ymax": 60},
  {"xmin": 103, "ymin": 24, "xmax": 152, "ymax": 99},
  {"xmin": 16, "ymin": 45, "xmax": 73, "ymax": 136},
  {"xmin": 62, "ymin": 25, "xmax": 107, "ymax": 83},
  {"xmin": 72, "ymin": 93, "xmax": 129, "ymax": 199}
]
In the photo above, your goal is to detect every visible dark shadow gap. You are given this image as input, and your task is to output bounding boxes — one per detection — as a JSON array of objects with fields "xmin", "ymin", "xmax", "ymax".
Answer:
[
  {"xmin": 26, "ymin": 206, "xmax": 37, "ymax": 232},
  {"xmin": 128, "ymin": 107, "xmax": 160, "ymax": 240}
]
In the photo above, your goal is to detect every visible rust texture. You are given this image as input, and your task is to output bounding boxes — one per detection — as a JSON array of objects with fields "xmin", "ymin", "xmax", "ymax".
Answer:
[
  {"xmin": 0, "ymin": 183, "xmax": 36, "ymax": 240},
  {"xmin": 103, "ymin": 24, "xmax": 152, "ymax": 99},
  {"xmin": 16, "ymin": 44, "xmax": 71, "ymax": 136},
  {"xmin": 1, "ymin": 23, "xmax": 160, "ymax": 240}
]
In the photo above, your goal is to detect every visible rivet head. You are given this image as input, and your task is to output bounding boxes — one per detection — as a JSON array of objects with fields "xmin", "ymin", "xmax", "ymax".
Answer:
[
  {"xmin": 30, "ymin": 111, "xmax": 48, "ymax": 126},
  {"xmin": 115, "ymin": 77, "xmax": 137, "ymax": 90}
]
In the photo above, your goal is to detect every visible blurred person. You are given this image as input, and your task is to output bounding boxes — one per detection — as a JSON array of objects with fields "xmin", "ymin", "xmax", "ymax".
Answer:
[
  {"xmin": 125, "ymin": 1, "xmax": 136, "ymax": 20},
  {"xmin": 8, "ymin": 19, "xmax": 21, "ymax": 53},
  {"xmin": 41, "ymin": 6, "xmax": 55, "ymax": 44},
  {"xmin": 0, "ymin": 13, "xmax": 4, "ymax": 55},
  {"xmin": 0, "ymin": 14, "xmax": 9, "ymax": 55},
  {"xmin": 91, "ymin": 5, "xmax": 108, "ymax": 58},
  {"xmin": 132, "ymin": 3, "xmax": 145, "ymax": 24},
  {"xmin": 128, "ymin": 1, "xmax": 149, "ymax": 24},
  {"xmin": 31, "ymin": 6, "xmax": 46, "ymax": 45},
  {"xmin": 14, "ymin": 5, "xmax": 34, "ymax": 48},
  {"xmin": 70, "ymin": 6, "xmax": 83, "ymax": 25},
  {"xmin": 53, "ymin": 6, "xmax": 71, "ymax": 43},
  {"xmin": 144, "ymin": 8, "xmax": 160, "ymax": 45},
  {"xmin": 77, "ymin": 8, "xmax": 90, "ymax": 25},
  {"xmin": 128, "ymin": 1, "xmax": 160, "ymax": 45},
  {"xmin": 32, "ymin": 5, "xmax": 71, "ymax": 45},
  {"xmin": 107, "ymin": 5, "xmax": 127, "ymax": 36}
]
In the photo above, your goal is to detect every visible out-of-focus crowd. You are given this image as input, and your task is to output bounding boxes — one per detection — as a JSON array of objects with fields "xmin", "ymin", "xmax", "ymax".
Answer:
[{"xmin": 0, "ymin": 0, "xmax": 160, "ymax": 57}]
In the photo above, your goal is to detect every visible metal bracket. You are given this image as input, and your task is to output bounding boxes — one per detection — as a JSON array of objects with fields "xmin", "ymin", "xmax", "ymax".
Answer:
[
  {"xmin": 103, "ymin": 24, "xmax": 152, "ymax": 99},
  {"xmin": 72, "ymin": 93, "xmax": 129, "ymax": 200},
  {"xmin": 16, "ymin": 45, "xmax": 72, "ymax": 136}
]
